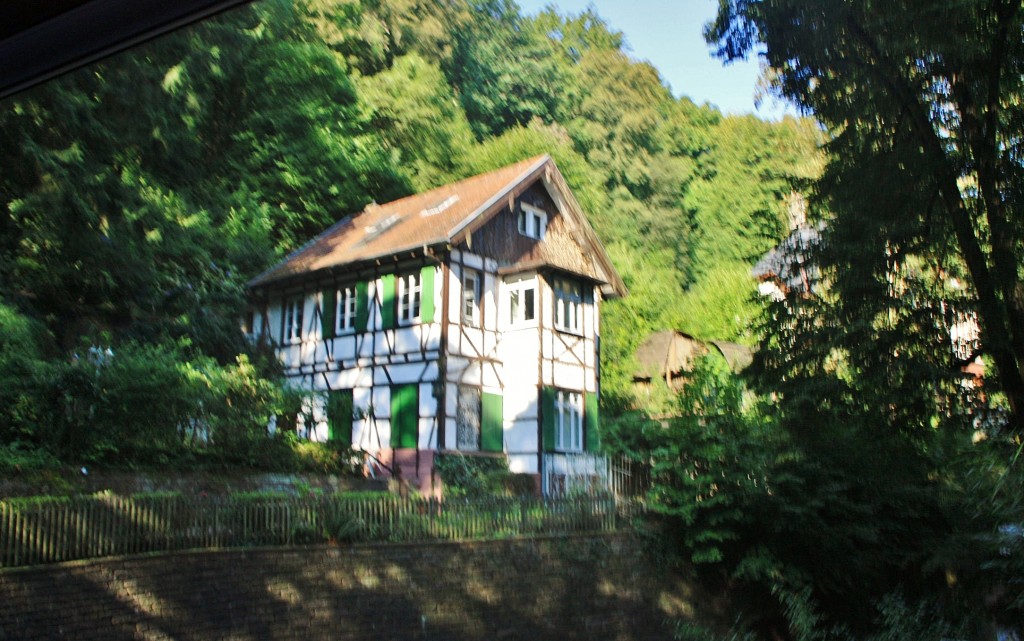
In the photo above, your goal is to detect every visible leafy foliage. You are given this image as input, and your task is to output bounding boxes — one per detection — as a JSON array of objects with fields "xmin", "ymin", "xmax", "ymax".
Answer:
[{"xmin": 0, "ymin": 0, "xmax": 821, "ymax": 472}]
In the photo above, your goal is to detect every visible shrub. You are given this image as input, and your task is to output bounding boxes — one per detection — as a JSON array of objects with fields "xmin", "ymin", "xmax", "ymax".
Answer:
[
  {"xmin": 0, "ymin": 302, "xmax": 54, "ymax": 447},
  {"xmin": 435, "ymin": 453, "xmax": 519, "ymax": 497},
  {"xmin": 0, "ymin": 441, "xmax": 60, "ymax": 475}
]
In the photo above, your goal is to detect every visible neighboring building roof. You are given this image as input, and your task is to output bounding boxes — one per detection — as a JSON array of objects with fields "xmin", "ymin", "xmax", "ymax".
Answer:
[
  {"xmin": 633, "ymin": 331, "xmax": 753, "ymax": 382},
  {"xmin": 249, "ymin": 154, "xmax": 626, "ymax": 297},
  {"xmin": 752, "ymin": 223, "xmax": 823, "ymax": 296},
  {"xmin": 709, "ymin": 340, "xmax": 753, "ymax": 373},
  {"xmin": 633, "ymin": 330, "xmax": 707, "ymax": 382}
]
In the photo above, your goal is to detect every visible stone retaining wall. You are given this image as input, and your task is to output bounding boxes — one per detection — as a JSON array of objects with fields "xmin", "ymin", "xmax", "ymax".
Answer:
[{"xmin": 0, "ymin": 534, "xmax": 697, "ymax": 641}]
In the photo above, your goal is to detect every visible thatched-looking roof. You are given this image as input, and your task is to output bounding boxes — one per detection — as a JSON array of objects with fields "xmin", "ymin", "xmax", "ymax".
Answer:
[
  {"xmin": 634, "ymin": 332, "xmax": 753, "ymax": 384},
  {"xmin": 709, "ymin": 340, "xmax": 753, "ymax": 373},
  {"xmin": 633, "ymin": 330, "xmax": 708, "ymax": 382}
]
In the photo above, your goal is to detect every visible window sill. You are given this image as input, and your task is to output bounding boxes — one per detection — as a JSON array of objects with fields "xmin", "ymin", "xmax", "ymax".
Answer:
[
  {"xmin": 554, "ymin": 326, "xmax": 584, "ymax": 337},
  {"xmin": 503, "ymin": 322, "xmax": 538, "ymax": 331}
]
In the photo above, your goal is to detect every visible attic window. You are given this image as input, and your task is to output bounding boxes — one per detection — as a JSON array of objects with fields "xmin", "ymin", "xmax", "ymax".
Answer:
[
  {"xmin": 364, "ymin": 213, "xmax": 401, "ymax": 238},
  {"xmin": 517, "ymin": 204, "xmax": 547, "ymax": 240},
  {"xmin": 421, "ymin": 195, "xmax": 460, "ymax": 217}
]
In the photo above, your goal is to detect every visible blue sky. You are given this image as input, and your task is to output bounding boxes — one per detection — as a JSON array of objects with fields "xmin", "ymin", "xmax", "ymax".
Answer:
[{"xmin": 515, "ymin": 0, "xmax": 792, "ymax": 118}]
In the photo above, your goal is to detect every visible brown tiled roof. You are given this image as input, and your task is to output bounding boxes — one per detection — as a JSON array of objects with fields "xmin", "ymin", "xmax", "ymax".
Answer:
[{"xmin": 249, "ymin": 155, "xmax": 626, "ymax": 296}]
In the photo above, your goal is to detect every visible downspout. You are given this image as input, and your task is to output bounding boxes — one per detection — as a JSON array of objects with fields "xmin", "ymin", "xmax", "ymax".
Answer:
[
  {"xmin": 435, "ymin": 256, "xmax": 451, "ymax": 496},
  {"xmin": 537, "ymin": 272, "xmax": 546, "ymax": 488},
  {"xmin": 437, "ymin": 256, "xmax": 451, "ymax": 449}
]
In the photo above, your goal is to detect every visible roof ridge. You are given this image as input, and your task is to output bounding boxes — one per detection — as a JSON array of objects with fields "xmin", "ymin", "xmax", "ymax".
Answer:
[{"xmin": 363, "ymin": 154, "xmax": 549, "ymax": 217}]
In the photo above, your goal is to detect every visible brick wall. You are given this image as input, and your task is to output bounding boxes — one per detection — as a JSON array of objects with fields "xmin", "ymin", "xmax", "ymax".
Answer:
[{"xmin": 0, "ymin": 534, "xmax": 695, "ymax": 641}]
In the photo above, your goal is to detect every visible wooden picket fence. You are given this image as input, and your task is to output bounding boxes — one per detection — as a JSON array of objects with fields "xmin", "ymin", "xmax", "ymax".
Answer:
[{"xmin": 0, "ymin": 493, "xmax": 621, "ymax": 568}]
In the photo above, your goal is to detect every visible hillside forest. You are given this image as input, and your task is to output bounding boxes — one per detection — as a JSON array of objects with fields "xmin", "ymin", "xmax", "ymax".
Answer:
[
  {"xmin": 0, "ymin": 0, "xmax": 820, "ymax": 463},
  {"xmin": 1, "ymin": 0, "xmax": 1021, "ymax": 638}
]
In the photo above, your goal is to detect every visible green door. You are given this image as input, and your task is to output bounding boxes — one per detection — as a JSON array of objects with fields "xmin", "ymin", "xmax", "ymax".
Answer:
[{"xmin": 390, "ymin": 384, "xmax": 418, "ymax": 448}]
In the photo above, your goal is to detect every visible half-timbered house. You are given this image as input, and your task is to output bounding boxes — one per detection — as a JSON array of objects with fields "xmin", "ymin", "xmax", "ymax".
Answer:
[{"xmin": 247, "ymin": 155, "xmax": 626, "ymax": 495}]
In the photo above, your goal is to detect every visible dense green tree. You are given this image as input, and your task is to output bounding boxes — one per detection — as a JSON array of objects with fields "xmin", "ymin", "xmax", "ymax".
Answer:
[
  {"xmin": 708, "ymin": 0, "xmax": 1024, "ymax": 431},
  {"xmin": 692, "ymin": 1, "xmax": 1024, "ymax": 634},
  {"xmin": 0, "ymin": 0, "xmax": 822, "ymax": 475},
  {"xmin": 356, "ymin": 53, "xmax": 475, "ymax": 190}
]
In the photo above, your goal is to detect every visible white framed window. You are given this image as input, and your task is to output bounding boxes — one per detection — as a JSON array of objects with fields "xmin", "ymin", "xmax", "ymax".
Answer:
[
  {"xmin": 505, "ymin": 275, "xmax": 536, "ymax": 327},
  {"xmin": 398, "ymin": 272, "xmax": 422, "ymax": 324},
  {"xmin": 553, "ymin": 277, "xmax": 583, "ymax": 334},
  {"xmin": 242, "ymin": 309, "xmax": 257, "ymax": 337},
  {"xmin": 463, "ymin": 268, "xmax": 481, "ymax": 327},
  {"xmin": 517, "ymin": 204, "xmax": 547, "ymax": 240},
  {"xmin": 555, "ymin": 390, "xmax": 583, "ymax": 452},
  {"xmin": 282, "ymin": 297, "xmax": 303, "ymax": 344},
  {"xmin": 335, "ymin": 285, "xmax": 358, "ymax": 334}
]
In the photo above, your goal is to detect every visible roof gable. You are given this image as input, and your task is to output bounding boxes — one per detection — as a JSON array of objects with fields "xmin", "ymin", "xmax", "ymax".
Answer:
[{"xmin": 249, "ymin": 155, "xmax": 626, "ymax": 297}]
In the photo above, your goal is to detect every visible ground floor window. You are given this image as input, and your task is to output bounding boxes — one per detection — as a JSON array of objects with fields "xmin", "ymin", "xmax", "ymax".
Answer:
[
  {"xmin": 456, "ymin": 385, "xmax": 480, "ymax": 450},
  {"xmin": 555, "ymin": 390, "xmax": 583, "ymax": 452},
  {"xmin": 543, "ymin": 387, "xmax": 585, "ymax": 453},
  {"xmin": 455, "ymin": 386, "xmax": 503, "ymax": 452}
]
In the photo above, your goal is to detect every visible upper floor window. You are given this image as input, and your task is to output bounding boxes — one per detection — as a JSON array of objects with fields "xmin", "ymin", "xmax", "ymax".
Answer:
[
  {"xmin": 463, "ymin": 269, "xmax": 481, "ymax": 327},
  {"xmin": 335, "ymin": 285, "xmax": 358, "ymax": 334},
  {"xmin": 506, "ymin": 275, "xmax": 536, "ymax": 327},
  {"xmin": 553, "ymin": 277, "xmax": 583, "ymax": 334},
  {"xmin": 242, "ymin": 308, "xmax": 257, "ymax": 338},
  {"xmin": 282, "ymin": 297, "xmax": 303, "ymax": 344},
  {"xmin": 517, "ymin": 204, "xmax": 547, "ymax": 240},
  {"xmin": 555, "ymin": 390, "xmax": 583, "ymax": 452},
  {"xmin": 398, "ymin": 271, "xmax": 422, "ymax": 324}
]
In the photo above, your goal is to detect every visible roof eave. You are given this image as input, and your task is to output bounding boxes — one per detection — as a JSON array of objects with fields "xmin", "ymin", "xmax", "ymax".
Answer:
[{"xmin": 248, "ymin": 239, "xmax": 450, "ymax": 293}]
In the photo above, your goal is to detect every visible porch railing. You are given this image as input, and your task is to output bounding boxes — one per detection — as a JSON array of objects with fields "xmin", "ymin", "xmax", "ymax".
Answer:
[{"xmin": 541, "ymin": 453, "xmax": 650, "ymax": 498}]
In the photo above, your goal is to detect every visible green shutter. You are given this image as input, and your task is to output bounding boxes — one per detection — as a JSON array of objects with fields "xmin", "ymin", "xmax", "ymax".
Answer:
[
  {"xmin": 390, "ymin": 384, "xmax": 418, "ymax": 449},
  {"xmin": 327, "ymin": 389, "xmax": 353, "ymax": 446},
  {"xmin": 481, "ymin": 392, "xmax": 503, "ymax": 452},
  {"xmin": 321, "ymin": 289, "xmax": 336, "ymax": 339},
  {"xmin": 420, "ymin": 265, "xmax": 435, "ymax": 324},
  {"xmin": 542, "ymin": 386, "xmax": 556, "ymax": 452},
  {"xmin": 355, "ymin": 281, "xmax": 369, "ymax": 331},
  {"xmin": 381, "ymin": 274, "xmax": 396, "ymax": 329},
  {"xmin": 584, "ymin": 392, "xmax": 600, "ymax": 452}
]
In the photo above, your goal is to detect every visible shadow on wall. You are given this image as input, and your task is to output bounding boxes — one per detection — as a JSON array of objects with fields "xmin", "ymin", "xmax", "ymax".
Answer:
[{"xmin": 0, "ymin": 535, "xmax": 710, "ymax": 641}]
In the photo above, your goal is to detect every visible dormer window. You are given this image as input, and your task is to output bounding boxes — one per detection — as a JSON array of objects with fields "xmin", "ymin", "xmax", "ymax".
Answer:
[{"xmin": 517, "ymin": 204, "xmax": 547, "ymax": 240}]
